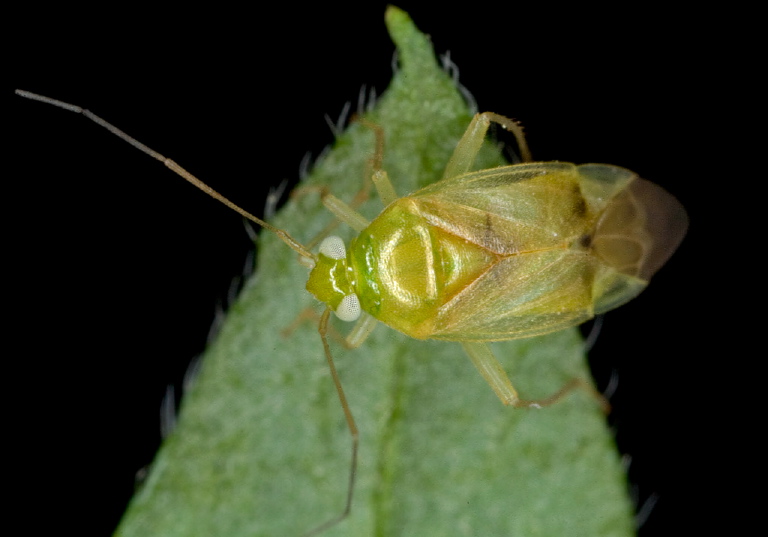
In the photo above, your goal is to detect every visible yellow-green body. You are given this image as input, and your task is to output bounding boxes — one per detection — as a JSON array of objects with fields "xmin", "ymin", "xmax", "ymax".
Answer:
[{"xmin": 307, "ymin": 161, "xmax": 686, "ymax": 344}]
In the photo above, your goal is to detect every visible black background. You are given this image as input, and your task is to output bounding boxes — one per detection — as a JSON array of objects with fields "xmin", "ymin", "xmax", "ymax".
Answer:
[{"xmin": 8, "ymin": 3, "xmax": 740, "ymax": 536}]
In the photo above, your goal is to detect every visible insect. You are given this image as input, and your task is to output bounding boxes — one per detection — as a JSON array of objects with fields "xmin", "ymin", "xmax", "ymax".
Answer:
[{"xmin": 16, "ymin": 90, "xmax": 687, "ymax": 535}]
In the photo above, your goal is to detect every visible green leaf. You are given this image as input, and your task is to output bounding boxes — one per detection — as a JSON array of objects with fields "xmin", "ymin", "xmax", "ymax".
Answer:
[{"xmin": 114, "ymin": 7, "xmax": 635, "ymax": 537}]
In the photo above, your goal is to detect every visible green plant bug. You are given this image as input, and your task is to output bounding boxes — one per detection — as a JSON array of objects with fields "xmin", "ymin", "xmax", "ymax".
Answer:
[{"xmin": 14, "ymin": 86, "xmax": 687, "ymax": 536}]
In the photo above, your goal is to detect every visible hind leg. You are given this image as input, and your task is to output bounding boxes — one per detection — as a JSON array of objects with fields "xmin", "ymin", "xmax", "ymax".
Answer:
[{"xmin": 443, "ymin": 112, "xmax": 532, "ymax": 179}]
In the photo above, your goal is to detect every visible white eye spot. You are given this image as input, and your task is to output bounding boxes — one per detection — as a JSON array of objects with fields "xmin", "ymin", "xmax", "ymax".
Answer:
[
  {"xmin": 335, "ymin": 294, "xmax": 361, "ymax": 322},
  {"xmin": 319, "ymin": 236, "xmax": 347, "ymax": 259}
]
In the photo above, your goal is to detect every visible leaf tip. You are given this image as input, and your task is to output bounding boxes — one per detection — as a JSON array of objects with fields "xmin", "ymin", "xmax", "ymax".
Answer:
[{"xmin": 384, "ymin": 6, "xmax": 437, "ymax": 73}]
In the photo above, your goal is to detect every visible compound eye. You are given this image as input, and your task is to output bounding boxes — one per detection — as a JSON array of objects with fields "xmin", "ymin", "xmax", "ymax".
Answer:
[
  {"xmin": 335, "ymin": 294, "xmax": 361, "ymax": 322},
  {"xmin": 319, "ymin": 236, "xmax": 346, "ymax": 259}
]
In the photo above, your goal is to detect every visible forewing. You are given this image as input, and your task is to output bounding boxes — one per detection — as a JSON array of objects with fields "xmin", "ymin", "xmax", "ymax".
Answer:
[
  {"xmin": 407, "ymin": 163, "xmax": 598, "ymax": 340},
  {"xmin": 429, "ymin": 249, "xmax": 597, "ymax": 340},
  {"xmin": 410, "ymin": 163, "xmax": 590, "ymax": 256}
]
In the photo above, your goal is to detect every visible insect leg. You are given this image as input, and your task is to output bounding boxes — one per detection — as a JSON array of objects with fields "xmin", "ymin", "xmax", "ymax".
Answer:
[
  {"xmin": 344, "ymin": 312, "xmax": 378, "ymax": 348},
  {"xmin": 357, "ymin": 118, "xmax": 398, "ymax": 206},
  {"xmin": 460, "ymin": 341, "xmax": 524, "ymax": 407},
  {"xmin": 320, "ymin": 192, "xmax": 371, "ymax": 232},
  {"xmin": 461, "ymin": 341, "xmax": 608, "ymax": 410},
  {"xmin": 371, "ymin": 169, "xmax": 398, "ymax": 206},
  {"xmin": 282, "ymin": 309, "xmax": 377, "ymax": 350},
  {"xmin": 279, "ymin": 179, "xmax": 374, "ymax": 244},
  {"xmin": 302, "ymin": 308, "xmax": 360, "ymax": 536},
  {"xmin": 443, "ymin": 112, "xmax": 532, "ymax": 179},
  {"xmin": 520, "ymin": 378, "xmax": 611, "ymax": 413},
  {"xmin": 289, "ymin": 180, "xmax": 374, "ymax": 251},
  {"xmin": 303, "ymin": 118, "xmax": 393, "ymax": 240}
]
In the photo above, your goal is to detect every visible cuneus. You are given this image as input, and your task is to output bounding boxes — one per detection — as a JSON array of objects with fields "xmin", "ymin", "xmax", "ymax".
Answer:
[{"xmin": 16, "ymin": 91, "xmax": 688, "ymax": 536}]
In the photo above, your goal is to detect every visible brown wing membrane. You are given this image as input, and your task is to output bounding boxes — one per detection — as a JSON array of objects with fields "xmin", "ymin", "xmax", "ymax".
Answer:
[
  {"xmin": 592, "ymin": 177, "xmax": 689, "ymax": 282},
  {"xmin": 587, "ymin": 172, "xmax": 688, "ymax": 314}
]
